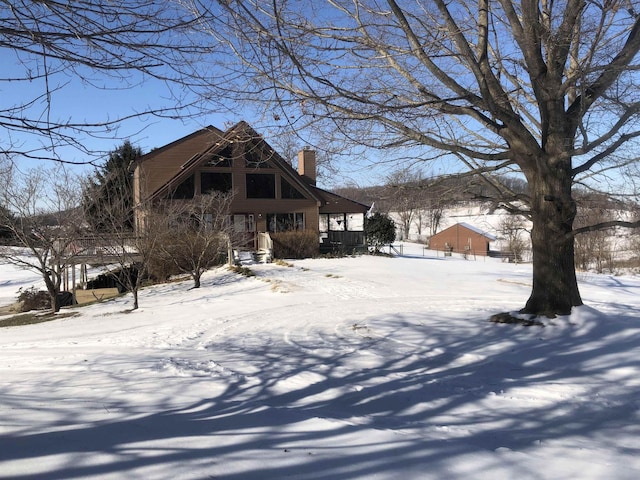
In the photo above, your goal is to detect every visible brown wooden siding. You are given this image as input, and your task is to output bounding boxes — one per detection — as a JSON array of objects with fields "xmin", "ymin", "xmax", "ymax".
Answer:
[
  {"xmin": 136, "ymin": 136, "xmax": 320, "ymax": 235},
  {"xmin": 135, "ymin": 129, "xmax": 226, "ymax": 200},
  {"xmin": 428, "ymin": 224, "xmax": 493, "ymax": 256},
  {"xmin": 134, "ymin": 123, "xmax": 366, "ymax": 251}
]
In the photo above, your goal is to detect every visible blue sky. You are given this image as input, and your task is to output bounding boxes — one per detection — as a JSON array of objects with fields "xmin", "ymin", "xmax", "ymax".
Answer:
[
  {"xmin": 3, "ymin": 65, "xmax": 391, "ymax": 188},
  {"xmin": 2, "ymin": 56, "xmax": 223, "ymax": 169},
  {"xmin": 0, "ymin": 26, "xmax": 431, "ymax": 190}
]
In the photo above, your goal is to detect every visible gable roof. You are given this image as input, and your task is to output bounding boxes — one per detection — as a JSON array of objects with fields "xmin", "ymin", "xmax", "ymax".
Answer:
[
  {"xmin": 436, "ymin": 222, "xmax": 496, "ymax": 241},
  {"xmin": 135, "ymin": 126, "xmax": 225, "ymax": 199},
  {"xmin": 458, "ymin": 222, "xmax": 496, "ymax": 240},
  {"xmin": 140, "ymin": 121, "xmax": 323, "ymax": 204}
]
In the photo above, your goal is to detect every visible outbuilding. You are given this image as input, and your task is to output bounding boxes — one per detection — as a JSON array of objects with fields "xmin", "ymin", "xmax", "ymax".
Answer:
[{"xmin": 428, "ymin": 222, "xmax": 496, "ymax": 256}]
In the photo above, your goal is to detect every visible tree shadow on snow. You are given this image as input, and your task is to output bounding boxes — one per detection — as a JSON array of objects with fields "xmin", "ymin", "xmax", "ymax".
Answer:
[{"xmin": 1, "ymin": 308, "xmax": 639, "ymax": 479}]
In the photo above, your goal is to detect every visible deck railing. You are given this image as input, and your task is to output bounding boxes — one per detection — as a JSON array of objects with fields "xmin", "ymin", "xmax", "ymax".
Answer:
[{"xmin": 54, "ymin": 236, "xmax": 140, "ymax": 262}]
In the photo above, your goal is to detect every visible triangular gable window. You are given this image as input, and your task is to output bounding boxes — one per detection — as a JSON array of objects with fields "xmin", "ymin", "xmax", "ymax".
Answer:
[
  {"xmin": 170, "ymin": 175, "xmax": 195, "ymax": 199},
  {"xmin": 205, "ymin": 145, "xmax": 233, "ymax": 167},
  {"xmin": 244, "ymin": 144, "xmax": 272, "ymax": 168},
  {"xmin": 281, "ymin": 177, "xmax": 306, "ymax": 199}
]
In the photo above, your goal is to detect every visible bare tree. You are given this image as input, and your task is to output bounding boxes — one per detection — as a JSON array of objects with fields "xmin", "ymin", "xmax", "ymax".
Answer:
[
  {"xmin": 629, "ymin": 227, "xmax": 640, "ymax": 269},
  {"xmin": 268, "ymin": 132, "xmax": 341, "ymax": 186},
  {"xmin": 153, "ymin": 192, "xmax": 236, "ymax": 289},
  {"xmin": 574, "ymin": 195, "xmax": 616, "ymax": 273},
  {"xmin": 385, "ymin": 169, "xmax": 425, "ymax": 240},
  {"xmin": 423, "ymin": 194, "xmax": 446, "ymax": 239},
  {"xmin": 1, "ymin": 0, "xmax": 214, "ymax": 164},
  {"xmin": 499, "ymin": 215, "xmax": 530, "ymax": 264},
  {"xmin": 404, "ymin": 177, "xmax": 448, "ymax": 238},
  {"xmin": 82, "ymin": 168, "xmax": 158, "ymax": 311},
  {"xmin": 182, "ymin": 0, "xmax": 640, "ymax": 316},
  {"xmin": 412, "ymin": 210, "xmax": 426, "ymax": 240},
  {"xmin": 0, "ymin": 164, "xmax": 85, "ymax": 313}
]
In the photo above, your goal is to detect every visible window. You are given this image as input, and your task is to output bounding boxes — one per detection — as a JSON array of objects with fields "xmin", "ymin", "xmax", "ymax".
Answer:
[
  {"xmin": 205, "ymin": 145, "xmax": 233, "ymax": 167},
  {"xmin": 281, "ymin": 177, "xmax": 305, "ymax": 199},
  {"xmin": 267, "ymin": 213, "xmax": 304, "ymax": 232},
  {"xmin": 171, "ymin": 175, "xmax": 195, "ymax": 199},
  {"xmin": 329, "ymin": 213, "xmax": 345, "ymax": 231},
  {"xmin": 203, "ymin": 213, "xmax": 214, "ymax": 230},
  {"xmin": 202, "ymin": 213, "xmax": 231, "ymax": 231},
  {"xmin": 233, "ymin": 214, "xmax": 255, "ymax": 232},
  {"xmin": 319, "ymin": 214, "xmax": 329, "ymax": 233},
  {"xmin": 246, "ymin": 173, "xmax": 275, "ymax": 198},
  {"xmin": 201, "ymin": 172, "xmax": 232, "ymax": 193},
  {"xmin": 245, "ymin": 145, "xmax": 272, "ymax": 168},
  {"xmin": 347, "ymin": 213, "xmax": 364, "ymax": 231}
]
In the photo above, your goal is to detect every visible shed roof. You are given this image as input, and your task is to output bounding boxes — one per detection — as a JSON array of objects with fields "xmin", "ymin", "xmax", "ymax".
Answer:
[
  {"xmin": 313, "ymin": 188, "xmax": 369, "ymax": 214},
  {"xmin": 458, "ymin": 222, "xmax": 496, "ymax": 240},
  {"xmin": 437, "ymin": 222, "xmax": 497, "ymax": 241}
]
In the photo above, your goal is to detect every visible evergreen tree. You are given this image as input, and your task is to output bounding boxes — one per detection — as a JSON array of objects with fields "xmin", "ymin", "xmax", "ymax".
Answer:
[
  {"xmin": 84, "ymin": 141, "xmax": 142, "ymax": 232},
  {"xmin": 0, "ymin": 204, "xmax": 15, "ymax": 242},
  {"xmin": 365, "ymin": 213, "xmax": 396, "ymax": 253}
]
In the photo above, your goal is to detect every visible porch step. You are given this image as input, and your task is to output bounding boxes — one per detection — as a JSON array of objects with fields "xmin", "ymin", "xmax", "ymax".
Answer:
[
  {"xmin": 253, "ymin": 249, "xmax": 272, "ymax": 264},
  {"xmin": 232, "ymin": 249, "xmax": 272, "ymax": 265}
]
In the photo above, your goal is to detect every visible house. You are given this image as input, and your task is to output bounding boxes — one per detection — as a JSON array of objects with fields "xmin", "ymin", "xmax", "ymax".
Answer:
[
  {"xmin": 428, "ymin": 222, "xmax": 496, "ymax": 256},
  {"xmin": 133, "ymin": 121, "xmax": 369, "ymax": 254}
]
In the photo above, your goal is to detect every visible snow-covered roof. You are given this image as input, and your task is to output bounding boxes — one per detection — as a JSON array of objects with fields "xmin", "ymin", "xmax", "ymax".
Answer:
[{"xmin": 457, "ymin": 222, "xmax": 497, "ymax": 240}]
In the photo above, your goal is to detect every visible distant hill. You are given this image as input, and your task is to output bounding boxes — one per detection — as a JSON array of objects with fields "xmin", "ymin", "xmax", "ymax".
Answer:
[{"xmin": 332, "ymin": 176, "xmax": 640, "ymax": 271}]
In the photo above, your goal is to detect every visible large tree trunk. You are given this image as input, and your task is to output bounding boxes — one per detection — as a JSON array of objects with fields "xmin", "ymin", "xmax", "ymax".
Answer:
[
  {"xmin": 48, "ymin": 291, "xmax": 60, "ymax": 314},
  {"xmin": 132, "ymin": 289, "xmax": 139, "ymax": 311},
  {"xmin": 522, "ymin": 158, "xmax": 583, "ymax": 316},
  {"xmin": 44, "ymin": 272, "xmax": 61, "ymax": 314}
]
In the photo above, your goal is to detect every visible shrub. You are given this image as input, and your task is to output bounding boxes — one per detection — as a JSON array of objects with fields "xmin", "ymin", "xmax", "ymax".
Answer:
[
  {"xmin": 365, "ymin": 213, "xmax": 396, "ymax": 253},
  {"xmin": 271, "ymin": 230, "xmax": 319, "ymax": 259},
  {"xmin": 229, "ymin": 265, "xmax": 255, "ymax": 277},
  {"xmin": 17, "ymin": 287, "xmax": 50, "ymax": 312},
  {"xmin": 86, "ymin": 265, "xmax": 141, "ymax": 293},
  {"xmin": 147, "ymin": 250, "xmax": 183, "ymax": 282}
]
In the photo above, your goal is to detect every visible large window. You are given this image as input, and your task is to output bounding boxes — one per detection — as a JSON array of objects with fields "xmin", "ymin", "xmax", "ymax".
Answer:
[
  {"xmin": 233, "ymin": 214, "xmax": 255, "ymax": 232},
  {"xmin": 281, "ymin": 178, "xmax": 305, "ymax": 199},
  {"xmin": 329, "ymin": 213, "xmax": 346, "ymax": 231},
  {"xmin": 201, "ymin": 172, "xmax": 232, "ymax": 193},
  {"xmin": 267, "ymin": 213, "xmax": 304, "ymax": 232},
  {"xmin": 347, "ymin": 213, "xmax": 364, "ymax": 231},
  {"xmin": 171, "ymin": 175, "xmax": 195, "ymax": 199},
  {"xmin": 320, "ymin": 213, "xmax": 364, "ymax": 232},
  {"xmin": 246, "ymin": 173, "xmax": 276, "ymax": 198},
  {"xmin": 319, "ymin": 214, "xmax": 329, "ymax": 233}
]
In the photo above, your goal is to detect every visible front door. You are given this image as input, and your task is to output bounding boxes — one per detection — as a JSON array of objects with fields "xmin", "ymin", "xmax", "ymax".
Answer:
[{"xmin": 233, "ymin": 213, "xmax": 256, "ymax": 248}]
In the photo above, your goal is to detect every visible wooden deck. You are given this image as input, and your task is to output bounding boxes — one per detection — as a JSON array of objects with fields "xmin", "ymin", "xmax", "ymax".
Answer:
[
  {"xmin": 55, "ymin": 236, "xmax": 142, "ymax": 266},
  {"xmin": 52, "ymin": 236, "xmax": 142, "ymax": 297}
]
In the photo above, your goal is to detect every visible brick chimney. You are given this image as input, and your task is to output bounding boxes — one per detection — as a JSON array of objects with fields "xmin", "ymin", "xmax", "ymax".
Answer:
[{"xmin": 297, "ymin": 147, "xmax": 316, "ymax": 185}]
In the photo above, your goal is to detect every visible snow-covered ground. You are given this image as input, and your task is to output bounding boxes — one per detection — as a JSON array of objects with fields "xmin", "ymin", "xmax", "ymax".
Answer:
[
  {"xmin": 392, "ymin": 203, "xmax": 521, "ymax": 246},
  {"xmin": 1, "ymin": 244, "xmax": 639, "ymax": 479},
  {"xmin": 394, "ymin": 202, "xmax": 638, "ymax": 264}
]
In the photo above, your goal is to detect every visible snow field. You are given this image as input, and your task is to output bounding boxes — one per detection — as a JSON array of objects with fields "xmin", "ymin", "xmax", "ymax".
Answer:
[{"xmin": 0, "ymin": 243, "xmax": 639, "ymax": 479}]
